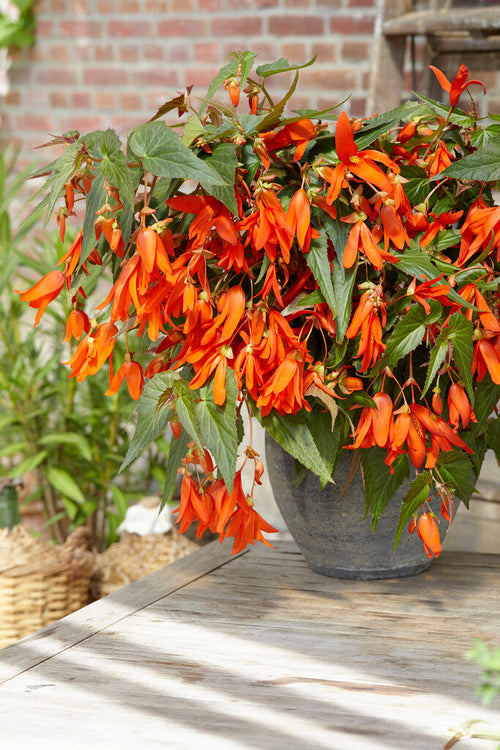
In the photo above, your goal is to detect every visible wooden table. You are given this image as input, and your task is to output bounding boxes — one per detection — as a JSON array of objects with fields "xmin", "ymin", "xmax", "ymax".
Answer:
[{"xmin": 1, "ymin": 539, "xmax": 500, "ymax": 749}]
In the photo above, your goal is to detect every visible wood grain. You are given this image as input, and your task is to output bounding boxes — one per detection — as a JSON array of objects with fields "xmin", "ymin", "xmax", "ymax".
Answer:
[{"xmin": 0, "ymin": 540, "xmax": 499, "ymax": 750}]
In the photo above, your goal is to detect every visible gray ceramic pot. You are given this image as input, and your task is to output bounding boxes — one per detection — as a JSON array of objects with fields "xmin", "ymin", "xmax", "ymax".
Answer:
[{"xmin": 265, "ymin": 435, "xmax": 448, "ymax": 580}]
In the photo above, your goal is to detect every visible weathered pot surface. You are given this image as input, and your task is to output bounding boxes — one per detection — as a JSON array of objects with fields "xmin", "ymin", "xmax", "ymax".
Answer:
[{"xmin": 265, "ymin": 435, "xmax": 452, "ymax": 580}]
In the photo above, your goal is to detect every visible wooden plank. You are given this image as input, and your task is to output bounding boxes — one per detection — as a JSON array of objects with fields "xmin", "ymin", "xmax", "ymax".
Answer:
[
  {"xmin": 0, "ymin": 541, "xmax": 499, "ymax": 749},
  {"xmin": 384, "ymin": 8, "xmax": 500, "ymax": 36},
  {"xmin": 366, "ymin": 0, "xmax": 408, "ymax": 115},
  {"xmin": 0, "ymin": 538, "xmax": 247, "ymax": 683}
]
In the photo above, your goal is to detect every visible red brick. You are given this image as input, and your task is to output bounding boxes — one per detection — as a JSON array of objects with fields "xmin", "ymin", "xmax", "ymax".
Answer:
[
  {"xmin": 194, "ymin": 43, "xmax": 221, "ymax": 64},
  {"xmin": 50, "ymin": 0, "xmax": 68, "ymax": 12},
  {"xmin": 4, "ymin": 91, "xmax": 21, "ymax": 106},
  {"xmin": 121, "ymin": 0, "xmax": 142, "ymax": 10},
  {"xmin": 311, "ymin": 42, "xmax": 337, "ymax": 63},
  {"xmin": 198, "ymin": 0, "xmax": 222, "ymax": 9},
  {"xmin": 119, "ymin": 45, "xmax": 140, "ymax": 63},
  {"xmin": 120, "ymin": 92, "xmax": 142, "ymax": 111},
  {"xmin": 268, "ymin": 16, "xmax": 324, "ymax": 36},
  {"xmin": 35, "ymin": 21, "xmax": 54, "ymax": 39},
  {"xmin": 72, "ymin": 92, "xmax": 92, "ymax": 109},
  {"xmin": 211, "ymin": 16, "xmax": 263, "ymax": 36},
  {"xmin": 183, "ymin": 67, "xmax": 220, "ymax": 91},
  {"xmin": 58, "ymin": 20, "xmax": 101, "ymax": 37},
  {"xmin": 347, "ymin": 0, "xmax": 375, "ymax": 6},
  {"xmin": 133, "ymin": 69, "xmax": 180, "ymax": 87},
  {"xmin": 163, "ymin": 43, "xmax": 193, "ymax": 63},
  {"xmin": 95, "ymin": 91, "xmax": 117, "ymax": 111},
  {"xmin": 280, "ymin": 43, "xmax": 308, "ymax": 64},
  {"xmin": 143, "ymin": 44, "xmax": 166, "ymax": 61},
  {"xmin": 83, "ymin": 68, "xmax": 128, "ymax": 86},
  {"xmin": 171, "ymin": 0, "xmax": 195, "ymax": 10},
  {"xmin": 284, "ymin": 0, "xmax": 312, "ymax": 7},
  {"xmin": 109, "ymin": 20, "xmax": 150, "ymax": 38},
  {"xmin": 341, "ymin": 40, "xmax": 370, "ymax": 61},
  {"xmin": 16, "ymin": 114, "xmax": 54, "ymax": 133},
  {"xmin": 50, "ymin": 91, "xmax": 69, "ymax": 108},
  {"xmin": 36, "ymin": 69, "xmax": 77, "ymax": 86},
  {"xmin": 157, "ymin": 19, "xmax": 205, "ymax": 36},
  {"xmin": 92, "ymin": 45, "xmax": 115, "ymax": 63},
  {"xmin": 96, "ymin": 0, "xmax": 118, "ymax": 11},
  {"xmin": 329, "ymin": 15, "xmax": 375, "ymax": 35},
  {"xmin": 300, "ymin": 68, "xmax": 357, "ymax": 91}
]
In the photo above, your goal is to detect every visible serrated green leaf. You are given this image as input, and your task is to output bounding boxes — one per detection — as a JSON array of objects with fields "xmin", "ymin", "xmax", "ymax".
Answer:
[
  {"xmin": 376, "ymin": 305, "xmax": 426, "ymax": 371},
  {"xmin": 100, "ymin": 149, "xmax": 135, "ymax": 209},
  {"xmin": 160, "ymin": 429, "xmax": 190, "ymax": 510},
  {"xmin": 256, "ymin": 55, "xmax": 316, "ymax": 79},
  {"xmin": 436, "ymin": 451, "xmax": 474, "ymax": 505},
  {"xmin": 181, "ymin": 115, "xmax": 205, "ymax": 147},
  {"xmin": 47, "ymin": 466, "xmax": 86, "ymax": 505},
  {"xmin": 394, "ymin": 471, "xmax": 432, "ymax": 551},
  {"xmin": 393, "ymin": 244, "xmax": 456, "ymax": 279},
  {"xmin": 422, "ymin": 329, "xmax": 449, "ymax": 398},
  {"xmin": 120, "ymin": 372, "xmax": 179, "ymax": 471},
  {"xmin": 321, "ymin": 213, "xmax": 355, "ymax": 341},
  {"xmin": 194, "ymin": 369, "xmax": 239, "ymax": 492},
  {"xmin": 252, "ymin": 405, "xmax": 332, "ymax": 486},
  {"xmin": 84, "ymin": 128, "xmax": 122, "ymax": 159},
  {"xmin": 255, "ymin": 70, "xmax": 300, "ymax": 133},
  {"xmin": 81, "ymin": 170, "xmax": 106, "ymax": 264},
  {"xmin": 129, "ymin": 121, "xmax": 227, "ymax": 186},
  {"xmin": 487, "ymin": 419, "xmax": 500, "ymax": 464},
  {"xmin": 306, "ymin": 229, "xmax": 336, "ymax": 318},
  {"xmin": 173, "ymin": 379, "xmax": 203, "ymax": 450},
  {"xmin": 440, "ymin": 137, "xmax": 500, "ymax": 182},
  {"xmin": 448, "ymin": 312, "xmax": 474, "ymax": 402},
  {"xmin": 43, "ymin": 141, "xmax": 82, "ymax": 228},
  {"xmin": 201, "ymin": 143, "xmax": 238, "ymax": 215},
  {"xmin": 361, "ymin": 448, "xmax": 409, "ymax": 529},
  {"xmin": 471, "ymin": 378, "xmax": 500, "ymax": 427}
]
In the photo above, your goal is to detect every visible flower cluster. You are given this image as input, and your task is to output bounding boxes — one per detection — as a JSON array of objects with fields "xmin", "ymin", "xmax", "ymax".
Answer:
[{"xmin": 19, "ymin": 54, "xmax": 500, "ymax": 557}]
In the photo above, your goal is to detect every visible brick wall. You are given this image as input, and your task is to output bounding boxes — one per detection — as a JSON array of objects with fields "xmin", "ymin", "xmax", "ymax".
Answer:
[
  {"xmin": 1, "ymin": 0, "xmax": 500, "ymax": 169},
  {"xmin": 1, "ymin": 0, "xmax": 377, "ymax": 163}
]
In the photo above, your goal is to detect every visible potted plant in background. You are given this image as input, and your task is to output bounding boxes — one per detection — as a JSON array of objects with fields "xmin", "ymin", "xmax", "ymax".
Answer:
[
  {"xmin": 16, "ymin": 52, "xmax": 500, "ymax": 578},
  {"xmin": 0, "ymin": 147, "xmax": 171, "ymax": 551}
]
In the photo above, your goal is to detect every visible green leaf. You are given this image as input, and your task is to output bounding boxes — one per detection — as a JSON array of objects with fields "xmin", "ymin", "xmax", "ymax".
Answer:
[
  {"xmin": 120, "ymin": 371, "xmax": 179, "ymax": 471},
  {"xmin": 0, "ymin": 441, "xmax": 31, "ymax": 459},
  {"xmin": 7, "ymin": 451, "xmax": 48, "ymax": 477},
  {"xmin": 84, "ymin": 128, "xmax": 123, "ymax": 159},
  {"xmin": 38, "ymin": 432, "xmax": 93, "ymax": 462},
  {"xmin": 160, "ymin": 428, "xmax": 190, "ymax": 510},
  {"xmin": 376, "ymin": 305, "xmax": 426, "ymax": 371},
  {"xmin": 422, "ymin": 328, "xmax": 449, "ymax": 398},
  {"xmin": 43, "ymin": 141, "xmax": 82, "ymax": 228},
  {"xmin": 129, "ymin": 121, "xmax": 227, "ymax": 186},
  {"xmin": 321, "ymin": 213, "xmax": 355, "ymax": 341},
  {"xmin": 256, "ymin": 55, "xmax": 316, "ymax": 79},
  {"xmin": 440, "ymin": 137, "xmax": 500, "ymax": 182},
  {"xmin": 181, "ymin": 115, "xmax": 205, "ymax": 147},
  {"xmin": 100, "ymin": 149, "xmax": 135, "ymax": 210},
  {"xmin": 436, "ymin": 451, "xmax": 475, "ymax": 506},
  {"xmin": 448, "ymin": 313, "xmax": 474, "ymax": 402},
  {"xmin": 81, "ymin": 170, "xmax": 106, "ymax": 264},
  {"xmin": 487, "ymin": 419, "xmax": 500, "ymax": 464},
  {"xmin": 471, "ymin": 378, "xmax": 500, "ymax": 427},
  {"xmin": 47, "ymin": 467, "xmax": 86, "ymax": 505},
  {"xmin": 308, "ymin": 408, "xmax": 346, "ymax": 483},
  {"xmin": 305, "ymin": 228, "xmax": 336, "ymax": 318},
  {"xmin": 173, "ymin": 379, "xmax": 204, "ymax": 451},
  {"xmin": 255, "ymin": 70, "xmax": 300, "ymax": 133},
  {"xmin": 194, "ymin": 369, "xmax": 239, "ymax": 492},
  {"xmin": 109, "ymin": 485, "xmax": 129, "ymax": 521},
  {"xmin": 201, "ymin": 142, "xmax": 238, "ymax": 215},
  {"xmin": 394, "ymin": 471, "xmax": 432, "ymax": 551},
  {"xmin": 205, "ymin": 50, "xmax": 257, "ymax": 103},
  {"xmin": 361, "ymin": 448, "xmax": 409, "ymax": 529},
  {"xmin": 393, "ymin": 244, "xmax": 455, "ymax": 279},
  {"xmin": 252, "ymin": 405, "xmax": 333, "ymax": 486}
]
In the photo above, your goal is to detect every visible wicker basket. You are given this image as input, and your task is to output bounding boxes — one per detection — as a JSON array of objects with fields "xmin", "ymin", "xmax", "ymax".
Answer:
[
  {"xmin": 91, "ymin": 529, "xmax": 198, "ymax": 598},
  {"xmin": 0, "ymin": 525, "xmax": 95, "ymax": 649}
]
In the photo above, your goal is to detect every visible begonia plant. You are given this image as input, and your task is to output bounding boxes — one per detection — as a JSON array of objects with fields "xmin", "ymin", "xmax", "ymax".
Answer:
[{"xmin": 18, "ymin": 52, "xmax": 500, "ymax": 558}]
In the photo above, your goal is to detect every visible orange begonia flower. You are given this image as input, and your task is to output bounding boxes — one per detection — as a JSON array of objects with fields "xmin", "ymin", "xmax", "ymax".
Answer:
[
  {"xmin": 16, "ymin": 270, "xmax": 65, "ymax": 326},
  {"xmin": 106, "ymin": 359, "xmax": 145, "ymax": 400},
  {"xmin": 429, "ymin": 64, "xmax": 486, "ymax": 107}
]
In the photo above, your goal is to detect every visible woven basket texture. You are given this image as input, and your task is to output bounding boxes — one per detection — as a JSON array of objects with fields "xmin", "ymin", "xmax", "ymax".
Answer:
[
  {"xmin": 0, "ymin": 526, "xmax": 95, "ymax": 649},
  {"xmin": 92, "ymin": 530, "xmax": 198, "ymax": 598}
]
